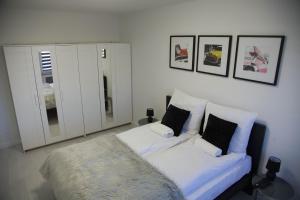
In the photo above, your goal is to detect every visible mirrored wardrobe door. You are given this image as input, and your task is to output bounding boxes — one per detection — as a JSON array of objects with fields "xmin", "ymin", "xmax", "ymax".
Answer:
[
  {"xmin": 32, "ymin": 46, "xmax": 65, "ymax": 144},
  {"xmin": 97, "ymin": 44, "xmax": 117, "ymax": 128}
]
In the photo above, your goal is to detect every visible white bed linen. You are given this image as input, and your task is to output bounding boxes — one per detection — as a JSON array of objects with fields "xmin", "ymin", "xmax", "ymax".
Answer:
[
  {"xmin": 150, "ymin": 123, "xmax": 174, "ymax": 138},
  {"xmin": 117, "ymin": 122, "xmax": 194, "ymax": 156},
  {"xmin": 145, "ymin": 138, "xmax": 246, "ymax": 197},
  {"xmin": 186, "ymin": 156, "xmax": 251, "ymax": 200}
]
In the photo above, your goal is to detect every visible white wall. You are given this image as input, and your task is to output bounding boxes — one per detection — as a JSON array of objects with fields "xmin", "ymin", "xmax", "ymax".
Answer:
[
  {"xmin": 121, "ymin": 0, "xmax": 300, "ymax": 196},
  {"xmin": 0, "ymin": 8, "xmax": 120, "ymax": 148}
]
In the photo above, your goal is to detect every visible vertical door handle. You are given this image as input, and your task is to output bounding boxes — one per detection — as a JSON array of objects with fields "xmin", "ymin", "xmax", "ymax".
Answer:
[
  {"xmin": 60, "ymin": 91, "xmax": 64, "ymax": 102},
  {"xmin": 34, "ymin": 94, "xmax": 39, "ymax": 106}
]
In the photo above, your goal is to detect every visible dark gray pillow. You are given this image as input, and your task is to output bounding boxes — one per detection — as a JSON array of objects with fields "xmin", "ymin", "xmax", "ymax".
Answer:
[
  {"xmin": 161, "ymin": 104, "xmax": 190, "ymax": 137},
  {"xmin": 202, "ymin": 114, "xmax": 237, "ymax": 155}
]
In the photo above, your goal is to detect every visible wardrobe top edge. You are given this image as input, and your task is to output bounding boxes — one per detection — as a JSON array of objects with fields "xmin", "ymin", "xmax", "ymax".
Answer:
[{"xmin": 3, "ymin": 42, "xmax": 130, "ymax": 47}]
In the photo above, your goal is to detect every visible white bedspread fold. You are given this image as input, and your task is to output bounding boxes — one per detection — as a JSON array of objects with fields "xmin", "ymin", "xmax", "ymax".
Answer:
[
  {"xmin": 193, "ymin": 136, "xmax": 222, "ymax": 157},
  {"xmin": 146, "ymin": 138, "xmax": 246, "ymax": 196},
  {"xmin": 150, "ymin": 123, "xmax": 174, "ymax": 138},
  {"xmin": 117, "ymin": 122, "xmax": 193, "ymax": 156}
]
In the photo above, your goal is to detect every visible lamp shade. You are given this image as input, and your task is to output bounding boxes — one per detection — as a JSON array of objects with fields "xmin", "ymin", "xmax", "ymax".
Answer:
[
  {"xmin": 146, "ymin": 108, "xmax": 154, "ymax": 117},
  {"xmin": 266, "ymin": 156, "xmax": 281, "ymax": 173}
]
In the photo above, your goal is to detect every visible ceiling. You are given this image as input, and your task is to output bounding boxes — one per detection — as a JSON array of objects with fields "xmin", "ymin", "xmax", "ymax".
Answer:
[{"xmin": 0, "ymin": 0, "xmax": 187, "ymax": 14}]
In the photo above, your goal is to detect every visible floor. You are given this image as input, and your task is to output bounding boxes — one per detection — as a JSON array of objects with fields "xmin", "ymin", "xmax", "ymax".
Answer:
[{"xmin": 0, "ymin": 124, "xmax": 253, "ymax": 200}]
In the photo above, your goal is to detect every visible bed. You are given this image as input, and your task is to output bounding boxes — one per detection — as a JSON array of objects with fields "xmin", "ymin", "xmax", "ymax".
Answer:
[
  {"xmin": 165, "ymin": 95, "xmax": 266, "ymax": 200},
  {"xmin": 145, "ymin": 137, "xmax": 251, "ymax": 199},
  {"xmin": 40, "ymin": 93, "xmax": 265, "ymax": 200}
]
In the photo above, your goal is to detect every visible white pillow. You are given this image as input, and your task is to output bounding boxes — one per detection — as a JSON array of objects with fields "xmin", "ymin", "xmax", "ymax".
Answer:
[
  {"xmin": 150, "ymin": 123, "xmax": 174, "ymax": 138},
  {"xmin": 193, "ymin": 136, "xmax": 222, "ymax": 157},
  {"xmin": 204, "ymin": 102, "xmax": 257, "ymax": 154},
  {"xmin": 169, "ymin": 89, "xmax": 207, "ymax": 132}
]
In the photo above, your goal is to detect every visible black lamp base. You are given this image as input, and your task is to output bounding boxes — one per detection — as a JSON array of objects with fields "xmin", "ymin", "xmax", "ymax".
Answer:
[
  {"xmin": 254, "ymin": 171, "xmax": 277, "ymax": 189},
  {"xmin": 266, "ymin": 171, "xmax": 276, "ymax": 181},
  {"xmin": 254, "ymin": 177, "xmax": 272, "ymax": 189},
  {"xmin": 147, "ymin": 117, "xmax": 153, "ymax": 123}
]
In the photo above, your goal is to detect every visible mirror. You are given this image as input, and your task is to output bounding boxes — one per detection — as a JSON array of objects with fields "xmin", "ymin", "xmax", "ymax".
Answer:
[
  {"xmin": 39, "ymin": 51, "xmax": 61, "ymax": 137},
  {"xmin": 102, "ymin": 48, "xmax": 114, "ymax": 123}
]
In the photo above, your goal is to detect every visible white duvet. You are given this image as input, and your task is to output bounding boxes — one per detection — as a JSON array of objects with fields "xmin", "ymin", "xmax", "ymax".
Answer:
[
  {"xmin": 117, "ymin": 122, "xmax": 194, "ymax": 157},
  {"xmin": 145, "ymin": 137, "xmax": 246, "ymax": 196}
]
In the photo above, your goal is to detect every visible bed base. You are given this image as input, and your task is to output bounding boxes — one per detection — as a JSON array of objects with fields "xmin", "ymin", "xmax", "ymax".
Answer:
[
  {"xmin": 215, "ymin": 173, "xmax": 253, "ymax": 200},
  {"xmin": 166, "ymin": 95, "xmax": 265, "ymax": 199}
]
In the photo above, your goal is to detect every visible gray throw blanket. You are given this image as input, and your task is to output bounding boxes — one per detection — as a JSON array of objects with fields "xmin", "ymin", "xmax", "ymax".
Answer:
[{"xmin": 40, "ymin": 135, "xmax": 184, "ymax": 200}]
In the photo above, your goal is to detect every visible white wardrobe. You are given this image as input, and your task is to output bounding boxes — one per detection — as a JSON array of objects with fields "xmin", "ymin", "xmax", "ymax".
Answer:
[{"xmin": 4, "ymin": 43, "xmax": 132, "ymax": 150}]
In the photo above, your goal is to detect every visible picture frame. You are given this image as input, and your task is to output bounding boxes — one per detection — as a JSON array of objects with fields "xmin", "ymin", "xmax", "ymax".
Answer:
[
  {"xmin": 233, "ymin": 35, "xmax": 285, "ymax": 85},
  {"xmin": 169, "ymin": 35, "xmax": 195, "ymax": 71},
  {"xmin": 196, "ymin": 35, "xmax": 232, "ymax": 77}
]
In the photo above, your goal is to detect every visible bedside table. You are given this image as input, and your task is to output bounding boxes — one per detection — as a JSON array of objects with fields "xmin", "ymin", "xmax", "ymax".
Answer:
[
  {"xmin": 138, "ymin": 118, "xmax": 158, "ymax": 126},
  {"xmin": 254, "ymin": 176, "xmax": 294, "ymax": 200}
]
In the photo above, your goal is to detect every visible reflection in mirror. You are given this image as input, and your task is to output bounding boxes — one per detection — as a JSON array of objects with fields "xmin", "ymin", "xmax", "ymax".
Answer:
[
  {"xmin": 102, "ymin": 48, "xmax": 114, "ymax": 122},
  {"xmin": 39, "ymin": 51, "xmax": 61, "ymax": 137}
]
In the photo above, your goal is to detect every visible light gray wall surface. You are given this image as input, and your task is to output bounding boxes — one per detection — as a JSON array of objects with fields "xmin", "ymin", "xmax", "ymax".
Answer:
[
  {"xmin": 120, "ymin": 0, "xmax": 300, "ymax": 197},
  {"xmin": 0, "ymin": 8, "xmax": 120, "ymax": 149},
  {"xmin": 1, "ymin": 0, "xmax": 300, "ymax": 197}
]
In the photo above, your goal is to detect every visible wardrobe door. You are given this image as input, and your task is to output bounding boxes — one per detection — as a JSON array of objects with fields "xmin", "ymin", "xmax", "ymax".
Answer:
[
  {"xmin": 4, "ymin": 46, "xmax": 45, "ymax": 150},
  {"xmin": 31, "ymin": 46, "xmax": 65, "ymax": 144},
  {"xmin": 111, "ymin": 44, "xmax": 132, "ymax": 125},
  {"xmin": 55, "ymin": 45, "xmax": 84, "ymax": 139},
  {"xmin": 97, "ymin": 43, "xmax": 132, "ymax": 129},
  {"xmin": 77, "ymin": 44, "xmax": 102, "ymax": 134},
  {"xmin": 97, "ymin": 44, "xmax": 118, "ymax": 129}
]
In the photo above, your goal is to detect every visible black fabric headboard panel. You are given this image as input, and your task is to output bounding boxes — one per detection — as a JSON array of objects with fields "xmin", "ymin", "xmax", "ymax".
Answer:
[
  {"xmin": 246, "ymin": 123, "xmax": 265, "ymax": 174},
  {"xmin": 166, "ymin": 95, "xmax": 265, "ymax": 175},
  {"xmin": 166, "ymin": 95, "xmax": 172, "ymax": 110}
]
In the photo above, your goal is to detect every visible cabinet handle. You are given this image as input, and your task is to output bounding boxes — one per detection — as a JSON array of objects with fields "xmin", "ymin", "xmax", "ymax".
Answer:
[
  {"xmin": 34, "ymin": 94, "xmax": 39, "ymax": 106},
  {"xmin": 60, "ymin": 91, "xmax": 64, "ymax": 102}
]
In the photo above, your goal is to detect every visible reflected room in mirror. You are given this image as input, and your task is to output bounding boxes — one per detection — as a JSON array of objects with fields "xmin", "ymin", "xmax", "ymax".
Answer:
[{"xmin": 39, "ymin": 51, "xmax": 61, "ymax": 137}]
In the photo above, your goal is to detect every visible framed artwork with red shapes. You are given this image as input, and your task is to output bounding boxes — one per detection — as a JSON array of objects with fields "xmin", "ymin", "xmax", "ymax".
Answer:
[
  {"xmin": 169, "ymin": 35, "xmax": 195, "ymax": 71},
  {"xmin": 234, "ymin": 35, "xmax": 285, "ymax": 85}
]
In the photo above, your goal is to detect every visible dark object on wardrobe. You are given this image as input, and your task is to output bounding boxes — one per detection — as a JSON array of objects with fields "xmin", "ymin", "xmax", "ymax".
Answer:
[{"xmin": 166, "ymin": 95, "xmax": 266, "ymax": 199}]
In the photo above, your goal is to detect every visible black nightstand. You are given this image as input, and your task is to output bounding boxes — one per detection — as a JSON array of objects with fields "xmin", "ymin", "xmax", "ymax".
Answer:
[
  {"xmin": 254, "ymin": 176, "xmax": 294, "ymax": 200},
  {"xmin": 138, "ymin": 118, "xmax": 158, "ymax": 126}
]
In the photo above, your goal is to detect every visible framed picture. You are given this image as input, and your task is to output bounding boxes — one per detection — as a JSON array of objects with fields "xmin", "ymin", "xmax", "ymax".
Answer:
[
  {"xmin": 169, "ymin": 35, "xmax": 195, "ymax": 71},
  {"xmin": 233, "ymin": 35, "xmax": 285, "ymax": 85},
  {"xmin": 196, "ymin": 35, "xmax": 232, "ymax": 77}
]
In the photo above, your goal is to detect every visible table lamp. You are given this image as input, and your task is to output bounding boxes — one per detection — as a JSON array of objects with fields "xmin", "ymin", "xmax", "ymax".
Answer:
[
  {"xmin": 254, "ymin": 156, "xmax": 281, "ymax": 188},
  {"xmin": 266, "ymin": 156, "xmax": 281, "ymax": 181},
  {"xmin": 146, "ymin": 108, "xmax": 154, "ymax": 122}
]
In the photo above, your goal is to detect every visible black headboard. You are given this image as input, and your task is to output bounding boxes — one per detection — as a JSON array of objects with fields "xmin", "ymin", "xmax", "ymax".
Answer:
[{"xmin": 166, "ymin": 95, "xmax": 265, "ymax": 175}]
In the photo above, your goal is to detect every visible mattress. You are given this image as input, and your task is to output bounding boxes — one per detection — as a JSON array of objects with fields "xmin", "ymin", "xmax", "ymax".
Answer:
[
  {"xmin": 145, "ymin": 137, "xmax": 249, "ymax": 198},
  {"xmin": 116, "ymin": 122, "xmax": 194, "ymax": 156}
]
